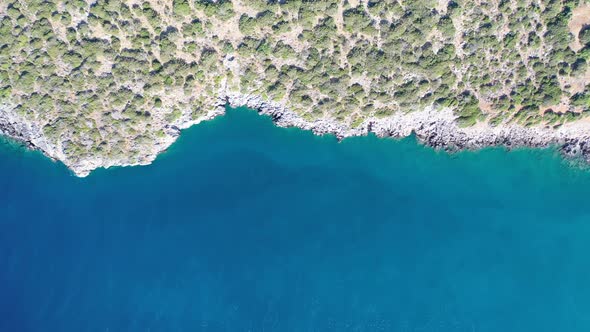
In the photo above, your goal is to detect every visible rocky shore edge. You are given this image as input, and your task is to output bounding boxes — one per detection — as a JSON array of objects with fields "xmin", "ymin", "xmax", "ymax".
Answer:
[
  {"xmin": 2, "ymin": 93, "xmax": 590, "ymax": 177},
  {"xmin": 224, "ymin": 92, "xmax": 590, "ymax": 165}
]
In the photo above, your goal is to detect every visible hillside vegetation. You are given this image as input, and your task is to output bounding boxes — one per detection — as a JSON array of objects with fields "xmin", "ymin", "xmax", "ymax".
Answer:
[{"xmin": 1, "ymin": 0, "xmax": 590, "ymax": 164}]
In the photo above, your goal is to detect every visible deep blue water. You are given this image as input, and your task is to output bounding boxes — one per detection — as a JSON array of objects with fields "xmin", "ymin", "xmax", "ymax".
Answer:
[{"xmin": 2, "ymin": 107, "xmax": 590, "ymax": 331}]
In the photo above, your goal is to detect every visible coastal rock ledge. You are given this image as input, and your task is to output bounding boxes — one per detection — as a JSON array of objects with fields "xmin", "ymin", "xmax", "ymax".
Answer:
[{"xmin": 2, "ymin": 93, "xmax": 590, "ymax": 177}]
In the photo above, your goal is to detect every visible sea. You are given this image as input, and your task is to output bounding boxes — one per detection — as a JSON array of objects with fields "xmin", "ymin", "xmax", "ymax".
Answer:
[{"xmin": 1, "ymin": 106, "xmax": 590, "ymax": 331}]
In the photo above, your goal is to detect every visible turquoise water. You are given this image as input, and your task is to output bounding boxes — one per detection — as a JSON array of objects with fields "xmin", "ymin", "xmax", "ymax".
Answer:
[{"xmin": 2, "ymin": 106, "xmax": 590, "ymax": 331}]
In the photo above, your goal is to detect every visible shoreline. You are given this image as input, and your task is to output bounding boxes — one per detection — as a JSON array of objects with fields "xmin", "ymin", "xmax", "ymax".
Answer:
[
  {"xmin": 2, "ymin": 93, "xmax": 590, "ymax": 177},
  {"xmin": 224, "ymin": 92, "xmax": 590, "ymax": 157}
]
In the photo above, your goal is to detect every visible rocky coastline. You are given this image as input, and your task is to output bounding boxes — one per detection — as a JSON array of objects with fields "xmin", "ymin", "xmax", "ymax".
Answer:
[
  {"xmin": 2, "ymin": 93, "xmax": 590, "ymax": 177},
  {"xmin": 224, "ymin": 93, "xmax": 590, "ymax": 161}
]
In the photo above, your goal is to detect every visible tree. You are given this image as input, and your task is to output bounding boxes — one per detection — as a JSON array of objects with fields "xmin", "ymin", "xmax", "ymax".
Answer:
[
  {"xmin": 580, "ymin": 25, "xmax": 590, "ymax": 47},
  {"xmin": 173, "ymin": 0, "xmax": 191, "ymax": 16}
]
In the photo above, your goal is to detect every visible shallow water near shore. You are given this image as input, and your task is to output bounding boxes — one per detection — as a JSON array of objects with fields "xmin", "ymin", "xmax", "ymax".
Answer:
[{"xmin": 2, "ymin": 106, "xmax": 590, "ymax": 331}]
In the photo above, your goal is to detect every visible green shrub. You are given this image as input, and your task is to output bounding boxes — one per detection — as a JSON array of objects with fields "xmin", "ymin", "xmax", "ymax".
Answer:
[
  {"xmin": 580, "ymin": 25, "xmax": 590, "ymax": 47},
  {"xmin": 173, "ymin": 0, "xmax": 191, "ymax": 16}
]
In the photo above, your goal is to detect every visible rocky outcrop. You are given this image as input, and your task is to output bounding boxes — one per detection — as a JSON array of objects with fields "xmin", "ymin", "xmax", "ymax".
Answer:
[
  {"xmin": 0, "ymin": 102, "xmax": 66, "ymax": 161},
  {"xmin": 2, "ymin": 93, "xmax": 590, "ymax": 177},
  {"xmin": 0, "ymin": 102, "xmax": 221, "ymax": 177}
]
